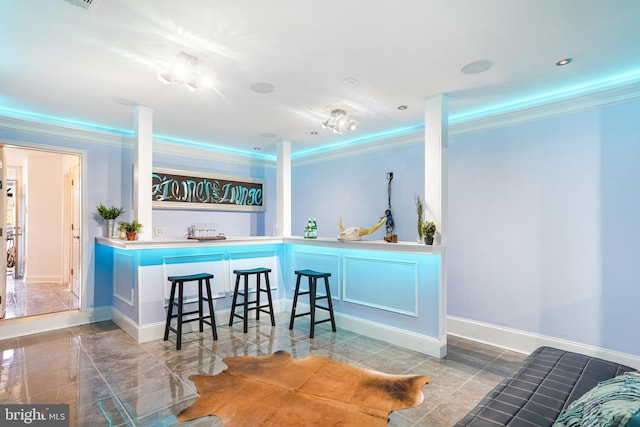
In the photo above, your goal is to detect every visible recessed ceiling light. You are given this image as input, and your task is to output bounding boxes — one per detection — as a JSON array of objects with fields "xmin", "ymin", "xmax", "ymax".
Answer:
[
  {"xmin": 398, "ymin": 105, "xmax": 407, "ymax": 110},
  {"xmin": 310, "ymin": 131, "xmax": 318, "ymax": 135},
  {"xmin": 556, "ymin": 58, "xmax": 572, "ymax": 66},
  {"xmin": 250, "ymin": 82, "xmax": 275, "ymax": 94},
  {"xmin": 254, "ymin": 147, "xmax": 261, "ymax": 151},
  {"xmin": 461, "ymin": 60, "xmax": 493, "ymax": 74}
]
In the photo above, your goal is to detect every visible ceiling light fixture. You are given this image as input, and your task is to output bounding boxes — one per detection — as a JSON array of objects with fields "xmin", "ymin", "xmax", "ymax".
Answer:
[
  {"xmin": 556, "ymin": 58, "xmax": 573, "ymax": 66},
  {"xmin": 158, "ymin": 52, "xmax": 212, "ymax": 92},
  {"xmin": 321, "ymin": 109, "xmax": 357, "ymax": 135}
]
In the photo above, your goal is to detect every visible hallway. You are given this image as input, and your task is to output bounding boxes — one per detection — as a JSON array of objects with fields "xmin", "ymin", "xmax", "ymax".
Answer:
[{"xmin": 5, "ymin": 275, "xmax": 79, "ymax": 319}]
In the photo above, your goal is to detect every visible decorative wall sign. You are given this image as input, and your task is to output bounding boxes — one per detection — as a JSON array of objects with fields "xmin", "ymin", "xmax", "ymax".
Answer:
[{"xmin": 152, "ymin": 168, "xmax": 265, "ymax": 211}]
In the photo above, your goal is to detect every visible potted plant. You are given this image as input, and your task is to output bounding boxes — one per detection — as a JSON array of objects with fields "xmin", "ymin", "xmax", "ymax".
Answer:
[
  {"xmin": 422, "ymin": 220, "xmax": 436, "ymax": 245},
  {"xmin": 96, "ymin": 203, "xmax": 124, "ymax": 237},
  {"xmin": 118, "ymin": 220, "xmax": 143, "ymax": 241}
]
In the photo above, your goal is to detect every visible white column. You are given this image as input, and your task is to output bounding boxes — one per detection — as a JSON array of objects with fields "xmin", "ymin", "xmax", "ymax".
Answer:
[
  {"xmin": 424, "ymin": 95, "xmax": 448, "ymax": 245},
  {"xmin": 424, "ymin": 94, "xmax": 448, "ymax": 350},
  {"xmin": 134, "ymin": 106, "xmax": 153, "ymax": 241},
  {"xmin": 276, "ymin": 141, "xmax": 292, "ymax": 237}
]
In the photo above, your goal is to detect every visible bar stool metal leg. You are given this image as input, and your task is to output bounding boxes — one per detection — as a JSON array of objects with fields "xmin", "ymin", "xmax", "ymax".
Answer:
[
  {"xmin": 204, "ymin": 277, "xmax": 218, "ymax": 340},
  {"xmin": 176, "ymin": 279, "xmax": 184, "ymax": 350},
  {"xmin": 309, "ymin": 276, "xmax": 317, "ymax": 338},
  {"xmin": 323, "ymin": 276, "xmax": 337, "ymax": 332},
  {"xmin": 229, "ymin": 274, "xmax": 241, "ymax": 327},
  {"xmin": 289, "ymin": 273, "xmax": 302, "ymax": 330},
  {"xmin": 197, "ymin": 278, "xmax": 204, "ymax": 333},
  {"xmin": 263, "ymin": 272, "xmax": 276, "ymax": 326},
  {"xmin": 164, "ymin": 280, "xmax": 177, "ymax": 341},
  {"xmin": 242, "ymin": 273, "xmax": 249, "ymax": 333}
]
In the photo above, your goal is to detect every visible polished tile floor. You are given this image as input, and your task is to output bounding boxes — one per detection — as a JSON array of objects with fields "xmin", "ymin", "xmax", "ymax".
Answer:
[
  {"xmin": 0, "ymin": 313, "xmax": 527, "ymax": 426},
  {"xmin": 5, "ymin": 275, "xmax": 79, "ymax": 319}
]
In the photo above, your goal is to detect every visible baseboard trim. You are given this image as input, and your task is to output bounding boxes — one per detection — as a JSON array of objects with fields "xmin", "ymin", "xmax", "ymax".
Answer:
[
  {"xmin": 335, "ymin": 311, "xmax": 446, "ymax": 358},
  {"xmin": 284, "ymin": 301, "xmax": 445, "ymax": 358},
  {"xmin": 115, "ymin": 299, "xmax": 286, "ymax": 343},
  {"xmin": 448, "ymin": 315, "xmax": 640, "ymax": 370},
  {"xmin": 0, "ymin": 306, "xmax": 111, "ymax": 340}
]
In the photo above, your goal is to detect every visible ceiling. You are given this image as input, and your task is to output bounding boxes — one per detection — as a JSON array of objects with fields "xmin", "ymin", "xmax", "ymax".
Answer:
[{"xmin": 2, "ymin": 0, "xmax": 640, "ymax": 157}]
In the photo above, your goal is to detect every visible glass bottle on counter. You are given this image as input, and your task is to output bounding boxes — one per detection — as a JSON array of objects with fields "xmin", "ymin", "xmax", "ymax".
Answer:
[
  {"xmin": 311, "ymin": 217, "xmax": 317, "ymax": 238},
  {"xmin": 304, "ymin": 218, "xmax": 312, "ymax": 238}
]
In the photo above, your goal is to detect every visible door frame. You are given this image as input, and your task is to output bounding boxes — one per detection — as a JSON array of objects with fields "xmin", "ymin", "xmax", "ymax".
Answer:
[{"xmin": 0, "ymin": 141, "xmax": 87, "ymax": 325}]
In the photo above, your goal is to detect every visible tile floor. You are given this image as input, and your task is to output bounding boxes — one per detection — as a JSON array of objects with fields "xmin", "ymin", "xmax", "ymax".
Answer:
[
  {"xmin": 5, "ymin": 276, "xmax": 79, "ymax": 319},
  {"xmin": 0, "ymin": 313, "xmax": 527, "ymax": 426}
]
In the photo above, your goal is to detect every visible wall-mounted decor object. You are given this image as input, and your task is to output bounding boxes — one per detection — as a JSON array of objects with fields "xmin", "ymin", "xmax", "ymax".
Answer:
[{"xmin": 152, "ymin": 168, "xmax": 265, "ymax": 212}]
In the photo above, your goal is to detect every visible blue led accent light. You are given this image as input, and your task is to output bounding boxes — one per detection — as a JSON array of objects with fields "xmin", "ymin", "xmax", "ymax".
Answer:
[
  {"xmin": 0, "ymin": 106, "xmax": 275, "ymax": 160},
  {"xmin": 450, "ymin": 68, "xmax": 640, "ymax": 123},
  {"xmin": 0, "ymin": 107, "xmax": 134, "ymax": 136},
  {"xmin": 154, "ymin": 135, "xmax": 276, "ymax": 161},
  {"xmin": 293, "ymin": 124, "xmax": 424, "ymax": 158}
]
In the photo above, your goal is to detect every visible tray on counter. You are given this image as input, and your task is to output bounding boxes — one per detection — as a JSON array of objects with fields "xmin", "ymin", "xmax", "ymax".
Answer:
[{"xmin": 187, "ymin": 236, "xmax": 227, "ymax": 241}]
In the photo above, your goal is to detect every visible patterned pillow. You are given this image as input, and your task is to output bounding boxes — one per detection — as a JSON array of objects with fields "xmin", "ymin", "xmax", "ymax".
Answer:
[{"xmin": 554, "ymin": 371, "xmax": 640, "ymax": 427}]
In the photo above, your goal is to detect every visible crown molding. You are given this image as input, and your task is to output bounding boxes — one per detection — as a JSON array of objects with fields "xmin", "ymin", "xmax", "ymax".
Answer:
[
  {"xmin": 153, "ymin": 140, "xmax": 274, "ymax": 169},
  {"xmin": 449, "ymin": 79, "xmax": 640, "ymax": 137},
  {"xmin": 0, "ymin": 115, "xmax": 131, "ymax": 147},
  {"xmin": 291, "ymin": 131, "xmax": 425, "ymax": 166},
  {"xmin": 0, "ymin": 115, "xmax": 274, "ymax": 168}
]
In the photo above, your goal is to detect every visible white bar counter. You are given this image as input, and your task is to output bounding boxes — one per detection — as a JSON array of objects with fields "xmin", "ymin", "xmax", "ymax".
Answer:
[{"xmin": 95, "ymin": 236, "xmax": 445, "ymax": 357}]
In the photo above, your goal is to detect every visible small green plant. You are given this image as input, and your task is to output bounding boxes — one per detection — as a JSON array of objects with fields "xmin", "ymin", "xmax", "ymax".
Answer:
[
  {"xmin": 97, "ymin": 203, "xmax": 124, "ymax": 220},
  {"xmin": 118, "ymin": 220, "xmax": 143, "ymax": 233},
  {"xmin": 422, "ymin": 220, "xmax": 436, "ymax": 238}
]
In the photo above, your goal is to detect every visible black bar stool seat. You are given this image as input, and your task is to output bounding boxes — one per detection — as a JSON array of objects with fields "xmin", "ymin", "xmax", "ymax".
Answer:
[
  {"xmin": 289, "ymin": 269, "xmax": 337, "ymax": 338},
  {"xmin": 163, "ymin": 272, "xmax": 217, "ymax": 350},
  {"xmin": 229, "ymin": 267, "xmax": 276, "ymax": 333}
]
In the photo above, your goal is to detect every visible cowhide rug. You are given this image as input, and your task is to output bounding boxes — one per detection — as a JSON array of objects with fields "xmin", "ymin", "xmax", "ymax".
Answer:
[{"xmin": 177, "ymin": 350, "xmax": 431, "ymax": 426}]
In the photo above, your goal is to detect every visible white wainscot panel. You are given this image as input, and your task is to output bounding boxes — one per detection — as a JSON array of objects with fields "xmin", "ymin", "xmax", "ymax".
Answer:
[
  {"xmin": 139, "ymin": 265, "xmax": 164, "ymax": 325},
  {"xmin": 114, "ymin": 251, "xmax": 135, "ymax": 306},
  {"xmin": 290, "ymin": 250, "xmax": 340, "ymax": 300},
  {"xmin": 162, "ymin": 253, "xmax": 227, "ymax": 304},
  {"xmin": 229, "ymin": 251, "xmax": 280, "ymax": 291},
  {"xmin": 343, "ymin": 256, "xmax": 418, "ymax": 316}
]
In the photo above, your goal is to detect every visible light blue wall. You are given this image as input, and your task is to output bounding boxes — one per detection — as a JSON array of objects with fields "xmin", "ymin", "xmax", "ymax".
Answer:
[
  {"xmin": 291, "ymin": 100, "xmax": 640, "ymax": 358},
  {"xmin": 448, "ymin": 100, "xmax": 640, "ymax": 356},
  {"xmin": 291, "ymin": 143, "xmax": 424, "ymax": 241}
]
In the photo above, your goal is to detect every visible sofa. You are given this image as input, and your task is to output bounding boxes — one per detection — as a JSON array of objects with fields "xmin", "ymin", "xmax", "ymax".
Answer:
[{"xmin": 455, "ymin": 346, "xmax": 639, "ymax": 427}]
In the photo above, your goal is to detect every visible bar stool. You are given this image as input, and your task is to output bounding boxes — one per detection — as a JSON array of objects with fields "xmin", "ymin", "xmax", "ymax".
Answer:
[
  {"xmin": 229, "ymin": 267, "xmax": 275, "ymax": 333},
  {"xmin": 163, "ymin": 273, "xmax": 217, "ymax": 350},
  {"xmin": 289, "ymin": 269, "xmax": 337, "ymax": 338}
]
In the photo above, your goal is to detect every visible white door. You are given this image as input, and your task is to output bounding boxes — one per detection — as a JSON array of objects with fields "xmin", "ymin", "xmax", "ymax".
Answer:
[
  {"xmin": 70, "ymin": 165, "xmax": 80, "ymax": 298},
  {"xmin": 0, "ymin": 147, "xmax": 7, "ymax": 318}
]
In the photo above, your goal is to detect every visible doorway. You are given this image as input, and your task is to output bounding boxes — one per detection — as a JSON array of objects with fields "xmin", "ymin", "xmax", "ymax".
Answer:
[{"xmin": 2, "ymin": 146, "xmax": 81, "ymax": 319}]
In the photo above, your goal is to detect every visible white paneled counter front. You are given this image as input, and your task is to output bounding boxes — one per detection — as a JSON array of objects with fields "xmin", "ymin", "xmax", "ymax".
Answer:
[
  {"xmin": 95, "ymin": 236, "xmax": 445, "ymax": 357},
  {"xmin": 284, "ymin": 238, "xmax": 445, "ymax": 357},
  {"xmin": 95, "ymin": 237, "xmax": 285, "ymax": 344}
]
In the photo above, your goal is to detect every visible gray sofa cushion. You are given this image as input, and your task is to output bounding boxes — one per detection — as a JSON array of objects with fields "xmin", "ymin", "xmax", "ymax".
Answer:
[{"xmin": 455, "ymin": 346, "xmax": 636, "ymax": 427}]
